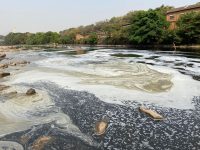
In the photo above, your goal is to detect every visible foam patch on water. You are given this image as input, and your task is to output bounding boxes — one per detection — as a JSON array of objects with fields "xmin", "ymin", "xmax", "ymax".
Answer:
[
  {"xmin": 0, "ymin": 86, "xmax": 90, "ymax": 140},
  {"xmin": 7, "ymin": 64, "xmax": 200, "ymax": 109}
]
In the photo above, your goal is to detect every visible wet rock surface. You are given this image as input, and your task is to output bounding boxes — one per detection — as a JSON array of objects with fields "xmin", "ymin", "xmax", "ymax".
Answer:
[
  {"xmin": 26, "ymin": 88, "xmax": 36, "ymax": 95},
  {"xmin": 0, "ymin": 63, "xmax": 8, "ymax": 69},
  {"xmin": 0, "ymin": 72, "xmax": 10, "ymax": 78},
  {"xmin": 0, "ymin": 53, "xmax": 6, "ymax": 58},
  {"xmin": 4, "ymin": 82, "xmax": 198, "ymax": 150}
]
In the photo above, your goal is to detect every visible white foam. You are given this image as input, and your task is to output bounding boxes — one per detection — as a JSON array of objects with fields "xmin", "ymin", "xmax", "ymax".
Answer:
[{"xmin": 8, "ymin": 65, "xmax": 200, "ymax": 109}]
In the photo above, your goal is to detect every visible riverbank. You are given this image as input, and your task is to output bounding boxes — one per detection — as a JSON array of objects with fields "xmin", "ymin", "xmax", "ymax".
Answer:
[{"xmin": 1, "ymin": 44, "xmax": 200, "ymax": 52}]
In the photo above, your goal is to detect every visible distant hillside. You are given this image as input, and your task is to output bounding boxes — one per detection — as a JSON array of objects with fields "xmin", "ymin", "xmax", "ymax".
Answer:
[{"xmin": 60, "ymin": 5, "xmax": 173, "ymax": 45}]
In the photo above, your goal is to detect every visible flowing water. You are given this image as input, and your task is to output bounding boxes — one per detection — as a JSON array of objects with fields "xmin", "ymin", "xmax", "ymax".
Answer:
[{"xmin": 0, "ymin": 47, "xmax": 200, "ymax": 150}]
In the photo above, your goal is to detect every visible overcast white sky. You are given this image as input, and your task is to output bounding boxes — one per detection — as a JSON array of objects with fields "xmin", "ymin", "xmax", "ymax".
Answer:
[{"xmin": 0, "ymin": 0, "xmax": 199, "ymax": 35}]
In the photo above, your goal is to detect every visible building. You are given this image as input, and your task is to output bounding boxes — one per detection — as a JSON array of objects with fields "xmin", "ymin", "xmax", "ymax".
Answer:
[{"xmin": 166, "ymin": 4, "xmax": 200, "ymax": 30}]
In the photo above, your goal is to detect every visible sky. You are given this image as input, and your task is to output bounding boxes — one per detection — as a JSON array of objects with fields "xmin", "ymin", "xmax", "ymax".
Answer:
[{"xmin": 0, "ymin": 0, "xmax": 199, "ymax": 35}]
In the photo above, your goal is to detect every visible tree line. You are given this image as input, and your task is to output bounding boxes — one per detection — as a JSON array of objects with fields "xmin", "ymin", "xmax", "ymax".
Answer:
[{"xmin": 4, "ymin": 5, "xmax": 200, "ymax": 46}]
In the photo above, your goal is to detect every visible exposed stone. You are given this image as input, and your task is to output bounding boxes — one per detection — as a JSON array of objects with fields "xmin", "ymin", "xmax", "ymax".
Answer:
[
  {"xmin": 26, "ymin": 88, "xmax": 36, "ymax": 95},
  {"xmin": 0, "ymin": 53, "xmax": 6, "ymax": 58},
  {"xmin": 0, "ymin": 72, "xmax": 10, "ymax": 78},
  {"xmin": 10, "ymin": 60, "xmax": 30, "ymax": 66},
  {"xmin": 0, "ymin": 64, "xmax": 8, "ymax": 69},
  {"xmin": 139, "ymin": 107, "xmax": 164, "ymax": 120},
  {"xmin": 95, "ymin": 120, "xmax": 108, "ymax": 135},
  {"xmin": 32, "ymin": 136, "xmax": 52, "ymax": 150}
]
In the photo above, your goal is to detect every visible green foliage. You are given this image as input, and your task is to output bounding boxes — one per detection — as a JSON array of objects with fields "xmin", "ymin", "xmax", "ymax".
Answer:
[
  {"xmin": 5, "ymin": 32, "xmax": 60, "ymax": 45},
  {"xmin": 85, "ymin": 33, "xmax": 98, "ymax": 45},
  {"xmin": 4, "ymin": 33, "xmax": 29, "ymax": 45},
  {"xmin": 162, "ymin": 30, "xmax": 181, "ymax": 44},
  {"xmin": 60, "ymin": 35, "xmax": 74, "ymax": 44},
  {"xmin": 176, "ymin": 12, "xmax": 200, "ymax": 44},
  {"xmin": 3, "ymin": 5, "xmax": 200, "ymax": 46},
  {"xmin": 128, "ymin": 10, "xmax": 169, "ymax": 45}
]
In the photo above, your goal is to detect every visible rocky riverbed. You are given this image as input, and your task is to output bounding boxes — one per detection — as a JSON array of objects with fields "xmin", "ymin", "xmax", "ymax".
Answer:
[{"xmin": 0, "ymin": 47, "xmax": 200, "ymax": 150}]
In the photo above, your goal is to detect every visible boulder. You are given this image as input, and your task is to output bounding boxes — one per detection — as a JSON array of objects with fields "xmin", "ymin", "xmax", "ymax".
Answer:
[
  {"xmin": 0, "ymin": 53, "xmax": 6, "ymax": 58},
  {"xmin": 0, "ymin": 72, "xmax": 10, "ymax": 78},
  {"xmin": 0, "ymin": 64, "xmax": 8, "ymax": 69},
  {"xmin": 26, "ymin": 88, "xmax": 36, "ymax": 95},
  {"xmin": 32, "ymin": 136, "xmax": 52, "ymax": 150},
  {"xmin": 139, "ymin": 107, "xmax": 164, "ymax": 120},
  {"xmin": 95, "ymin": 120, "xmax": 108, "ymax": 135}
]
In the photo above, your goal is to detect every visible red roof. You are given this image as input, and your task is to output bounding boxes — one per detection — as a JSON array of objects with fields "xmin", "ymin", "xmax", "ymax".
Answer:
[{"xmin": 167, "ymin": 4, "xmax": 200, "ymax": 14}]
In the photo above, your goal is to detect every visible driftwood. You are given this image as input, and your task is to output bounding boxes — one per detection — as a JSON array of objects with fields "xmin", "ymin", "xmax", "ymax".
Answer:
[{"xmin": 139, "ymin": 107, "xmax": 164, "ymax": 120}]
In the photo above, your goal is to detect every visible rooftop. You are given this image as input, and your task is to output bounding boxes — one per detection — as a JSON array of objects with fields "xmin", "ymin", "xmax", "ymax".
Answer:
[{"xmin": 167, "ymin": 4, "xmax": 200, "ymax": 14}]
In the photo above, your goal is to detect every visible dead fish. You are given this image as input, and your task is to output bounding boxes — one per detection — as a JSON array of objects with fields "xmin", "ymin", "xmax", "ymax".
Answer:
[{"xmin": 139, "ymin": 106, "xmax": 164, "ymax": 120}]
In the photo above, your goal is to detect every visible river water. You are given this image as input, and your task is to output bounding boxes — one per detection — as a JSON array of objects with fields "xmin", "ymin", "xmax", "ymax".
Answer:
[{"xmin": 0, "ymin": 47, "xmax": 200, "ymax": 150}]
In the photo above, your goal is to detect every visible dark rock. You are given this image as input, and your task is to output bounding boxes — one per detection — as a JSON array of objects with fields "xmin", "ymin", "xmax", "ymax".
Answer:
[
  {"xmin": 0, "ymin": 54, "xmax": 6, "ymax": 58},
  {"xmin": 0, "ymin": 72, "xmax": 10, "ymax": 78},
  {"xmin": 187, "ymin": 63, "xmax": 194, "ymax": 67},
  {"xmin": 26, "ymin": 88, "xmax": 36, "ymax": 95},
  {"xmin": 193, "ymin": 75, "xmax": 200, "ymax": 81}
]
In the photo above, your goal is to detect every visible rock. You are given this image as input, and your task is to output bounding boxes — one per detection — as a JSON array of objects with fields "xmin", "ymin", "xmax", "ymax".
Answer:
[
  {"xmin": 10, "ymin": 60, "xmax": 30, "ymax": 66},
  {"xmin": 9, "ymin": 60, "xmax": 30, "ymax": 67},
  {"xmin": 0, "ymin": 72, "xmax": 10, "ymax": 78},
  {"xmin": 0, "ymin": 64, "xmax": 8, "ymax": 69},
  {"xmin": 95, "ymin": 120, "xmax": 108, "ymax": 135},
  {"xmin": 26, "ymin": 88, "xmax": 36, "ymax": 95},
  {"xmin": 32, "ymin": 136, "xmax": 52, "ymax": 150},
  {"xmin": 139, "ymin": 107, "xmax": 164, "ymax": 120},
  {"xmin": 0, "ymin": 84, "xmax": 10, "ymax": 91},
  {"xmin": 10, "ymin": 62, "xmax": 17, "ymax": 66},
  {"xmin": 0, "ymin": 53, "xmax": 6, "ymax": 58}
]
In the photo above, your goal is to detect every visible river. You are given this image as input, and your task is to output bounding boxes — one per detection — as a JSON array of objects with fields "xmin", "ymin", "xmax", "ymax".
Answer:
[{"xmin": 0, "ymin": 47, "xmax": 200, "ymax": 150}]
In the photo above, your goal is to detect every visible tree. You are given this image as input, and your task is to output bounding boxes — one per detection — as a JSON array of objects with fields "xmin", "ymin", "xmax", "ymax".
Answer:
[
  {"xmin": 4, "ymin": 33, "xmax": 29, "ymax": 45},
  {"xmin": 176, "ymin": 12, "xmax": 200, "ymax": 44},
  {"xmin": 85, "ymin": 33, "xmax": 98, "ymax": 45},
  {"xmin": 128, "ymin": 10, "xmax": 169, "ymax": 45}
]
